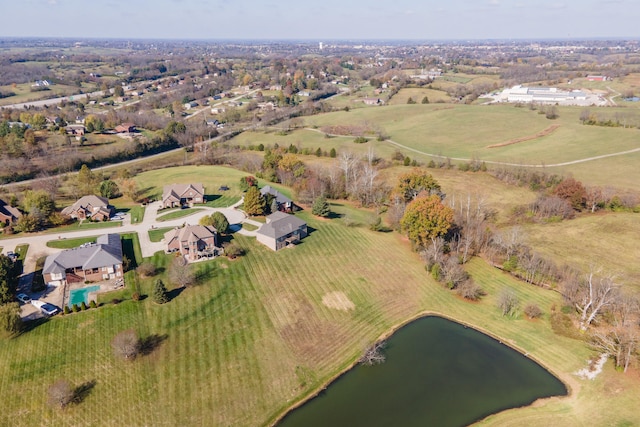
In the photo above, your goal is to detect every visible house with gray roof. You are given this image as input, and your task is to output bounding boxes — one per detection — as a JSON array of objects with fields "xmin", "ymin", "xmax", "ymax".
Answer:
[
  {"xmin": 162, "ymin": 183, "xmax": 205, "ymax": 208},
  {"xmin": 0, "ymin": 199, "xmax": 22, "ymax": 226},
  {"xmin": 255, "ymin": 211, "xmax": 307, "ymax": 251},
  {"xmin": 43, "ymin": 234, "xmax": 123, "ymax": 286},
  {"xmin": 260, "ymin": 185, "xmax": 295, "ymax": 212},
  {"xmin": 164, "ymin": 224, "xmax": 219, "ymax": 260},
  {"xmin": 61, "ymin": 195, "xmax": 113, "ymax": 221}
]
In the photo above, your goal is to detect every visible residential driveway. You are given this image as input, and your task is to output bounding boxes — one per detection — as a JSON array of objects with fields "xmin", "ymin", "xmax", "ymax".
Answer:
[{"xmin": 2, "ymin": 202, "xmax": 249, "ymax": 271}]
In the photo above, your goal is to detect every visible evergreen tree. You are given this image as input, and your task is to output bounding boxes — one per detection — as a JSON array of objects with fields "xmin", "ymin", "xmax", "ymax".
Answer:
[
  {"xmin": 0, "ymin": 255, "xmax": 19, "ymax": 304},
  {"xmin": 311, "ymin": 195, "xmax": 331, "ymax": 217},
  {"xmin": 329, "ymin": 148, "xmax": 337, "ymax": 158},
  {"xmin": 153, "ymin": 279, "xmax": 169, "ymax": 304},
  {"xmin": 211, "ymin": 211, "xmax": 230, "ymax": 234},
  {"xmin": 243, "ymin": 186, "xmax": 265, "ymax": 216}
]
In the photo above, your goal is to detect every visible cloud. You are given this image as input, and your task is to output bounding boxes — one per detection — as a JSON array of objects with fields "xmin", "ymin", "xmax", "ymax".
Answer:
[
  {"xmin": 47, "ymin": 0, "xmax": 58, "ymax": 4},
  {"xmin": 488, "ymin": 0, "xmax": 500, "ymax": 5}
]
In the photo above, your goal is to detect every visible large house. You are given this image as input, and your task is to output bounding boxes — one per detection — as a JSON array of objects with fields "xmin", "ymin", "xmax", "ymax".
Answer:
[
  {"xmin": 114, "ymin": 122, "xmax": 136, "ymax": 133},
  {"xmin": 164, "ymin": 225, "xmax": 218, "ymax": 260},
  {"xmin": 256, "ymin": 211, "xmax": 307, "ymax": 251},
  {"xmin": 61, "ymin": 195, "xmax": 113, "ymax": 221},
  {"xmin": 260, "ymin": 185, "xmax": 295, "ymax": 212},
  {"xmin": 0, "ymin": 199, "xmax": 22, "ymax": 226},
  {"xmin": 43, "ymin": 234, "xmax": 123, "ymax": 286},
  {"xmin": 162, "ymin": 183, "xmax": 205, "ymax": 208}
]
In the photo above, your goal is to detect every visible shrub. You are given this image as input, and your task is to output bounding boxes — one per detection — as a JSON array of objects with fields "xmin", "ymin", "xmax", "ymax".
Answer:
[
  {"xmin": 111, "ymin": 298, "xmax": 121, "ymax": 305},
  {"xmin": 456, "ymin": 280, "xmax": 485, "ymax": 301},
  {"xmin": 403, "ymin": 157, "xmax": 411, "ymax": 166},
  {"xmin": 47, "ymin": 379, "xmax": 74, "ymax": 409},
  {"xmin": 353, "ymin": 136, "xmax": 368, "ymax": 144},
  {"xmin": 80, "ymin": 301, "xmax": 88, "ymax": 311},
  {"xmin": 431, "ymin": 263, "xmax": 441, "ymax": 281},
  {"xmin": 89, "ymin": 300, "xmax": 97, "ymax": 309},
  {"xmin": 131, "ymin": 292, "xmax": 141, "ymax": 302},
  {"xmin": 524, "ymin": 303, "xmax": 543, "ymax": 319},
  {"xmin": 72, "ymin": 304, "xmax": 80, "ymax": 313},
  {"xmin": 136, "ymin": 261, "xmax": 157, "ymax": 278},
  {"xmin": 224, "ymin": 242, "xmax": 244, "ymax": 259},
  {"xmin": 63, "ymin": 305, "xmax": 71, "ymax": 315}
]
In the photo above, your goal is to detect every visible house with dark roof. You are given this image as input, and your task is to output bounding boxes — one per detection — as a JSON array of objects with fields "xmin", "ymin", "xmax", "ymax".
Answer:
[
  {"xmin": 260, "ymin": 185, "xmax": 295, "ymax": 212},
  {"xmin": 0, "ymin": 199, "xmax": 22, "ymax": 226},
  {"xmin": 162, "ymin": 183, "xmax": 205, "ymax": 208},
  {"xmin": 43, "ymin": 234, "xmax": 123, "ymax": 286},
  {"xmin": 61, "ymin": 195, "xmax": 113, "ymax": 221},
  {"xmin": 255, "ymin": 211, "xmax": 307, "ymax": 251},
  {"xmin": 164, "ymin": 225, "xmax": 218, "ymax": 260}
]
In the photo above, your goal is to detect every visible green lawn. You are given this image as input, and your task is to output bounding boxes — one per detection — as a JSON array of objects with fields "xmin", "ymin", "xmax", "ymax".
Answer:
[
  {"xmin": 129, "ymin": 206, "xmax": 145, "ymax": 224},
  {"xmin": 148, "ymin": 227, "xmax": 175, "ymax": 243},
  {"xmin": 156, "ymin": 208, "xmax": 204, "ymax": 222},
  {"xmin": 14, "ymin": 244, "xmax": 29, "ymax": 261},
  {"xmin": 46, "ymin": 236, "xmax": 96, "ymax": 249}
]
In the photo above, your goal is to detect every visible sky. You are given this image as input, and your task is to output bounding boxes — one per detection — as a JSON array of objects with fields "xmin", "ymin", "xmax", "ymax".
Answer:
[{"xmin": 2, "ymin": 0, "xmax": 639, "ymax": 40}]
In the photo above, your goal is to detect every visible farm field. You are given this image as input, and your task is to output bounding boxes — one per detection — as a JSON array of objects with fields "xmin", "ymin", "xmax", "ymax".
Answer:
[
  {"xmin": 387, "ymin": 87, "xmax": 451, "ymax": 105},
  {"xmin": 296, "ymin": 103, "xmax": 640, "ymax": 190},
  {"xmin": 524, "ymin": 212, "xmax": 640, "ymax": 290}
]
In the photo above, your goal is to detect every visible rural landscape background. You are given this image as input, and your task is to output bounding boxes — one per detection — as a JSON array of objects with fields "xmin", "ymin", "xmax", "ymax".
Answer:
[{"xmin": 1, "ymin": 2, "xmax": 640, "ymax": 425}]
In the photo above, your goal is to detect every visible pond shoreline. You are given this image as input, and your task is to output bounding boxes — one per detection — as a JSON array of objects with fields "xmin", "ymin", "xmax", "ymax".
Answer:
[{"xmin": 269, "ymin": 310, "xmax": 573, "ymax": 427}]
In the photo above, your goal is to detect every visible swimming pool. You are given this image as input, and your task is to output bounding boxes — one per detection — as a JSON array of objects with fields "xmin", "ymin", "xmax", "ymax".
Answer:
[{"xmin": 69, "ymin": 285, "xmax": 100, "ymax": 306}]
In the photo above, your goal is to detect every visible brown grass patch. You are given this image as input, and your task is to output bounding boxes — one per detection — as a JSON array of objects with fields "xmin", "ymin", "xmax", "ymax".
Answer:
[
  {"xmin": 322, "ymin": 291, "xmax": 355, "ymax": 311},
  {"xmin": 486, "ymin": 124, "xmax": 561, "ymax": 148}
]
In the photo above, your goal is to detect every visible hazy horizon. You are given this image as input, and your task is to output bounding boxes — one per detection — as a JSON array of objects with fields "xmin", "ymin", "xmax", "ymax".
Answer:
[{"xmin": 2, "ymin": 0, "xmax": 639, "ymax": 41}]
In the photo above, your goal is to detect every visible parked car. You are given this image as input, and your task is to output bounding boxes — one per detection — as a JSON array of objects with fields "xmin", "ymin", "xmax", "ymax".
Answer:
[
  {"xmin": 16, "ymin": 293, "xmax": 31, "ymax": 304},
  {"xmin": 40, "ymin": 303, "xmax": 60, "ymax": 316}
]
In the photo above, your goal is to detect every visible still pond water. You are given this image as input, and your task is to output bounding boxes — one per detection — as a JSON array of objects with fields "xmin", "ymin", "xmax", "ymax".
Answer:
[{"xmin": 278, "ymin": 316, "xmax": 566, "ymax": 427}]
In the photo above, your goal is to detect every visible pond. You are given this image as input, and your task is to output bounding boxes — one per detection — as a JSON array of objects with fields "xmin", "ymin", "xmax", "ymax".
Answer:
[{"xmin": 277, "ymin": 316, "xmax": 567, "ymax": 427}]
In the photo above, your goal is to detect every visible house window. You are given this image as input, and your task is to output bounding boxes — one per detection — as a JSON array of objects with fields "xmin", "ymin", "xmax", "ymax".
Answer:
[{"xmin": 51, "ymin": 272, "xmax": 63, "ymax": 281}]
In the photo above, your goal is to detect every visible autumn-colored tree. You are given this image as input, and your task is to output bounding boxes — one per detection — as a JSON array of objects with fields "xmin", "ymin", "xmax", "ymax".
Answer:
[
  {"xmin": 243, "ymin": 186, "xmax": 265, "ymax": 216},
  {"xmin": 393, "ymin": 168, "xmax": 442, "ymax": 203},
  {"xmin": 553, "ymin": 177, "xmax": 587, "ymax": 211},
  {"xmin": 400, "ymin": 194, "xmax": 454, "ymax": 248}
]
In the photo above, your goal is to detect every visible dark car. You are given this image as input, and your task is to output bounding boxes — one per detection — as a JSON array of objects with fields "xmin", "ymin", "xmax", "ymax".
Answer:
[{"xmin": 40, "ymin": 303, "xmax": 60, "ymax": 316}]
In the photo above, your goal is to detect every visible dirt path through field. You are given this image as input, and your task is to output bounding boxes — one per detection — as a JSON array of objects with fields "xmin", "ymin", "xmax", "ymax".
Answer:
[{"xmin": 486, "ymin": 124, "xmax": 560, "ymax": 148}]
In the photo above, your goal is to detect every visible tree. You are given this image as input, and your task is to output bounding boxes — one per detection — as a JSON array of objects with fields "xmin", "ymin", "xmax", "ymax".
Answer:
[
  {"xmin": 239, "ymin": 176, "xmax": 257, "ymax": 191},
  {"xmin": 113, "ymin": 85, "xmax": 124, "ymax": 97},
  {"xmin": 120, "ymin": 179, "xmax": 140, "ymax": 202},
  {"xmin": 311, "ymin": 195, "xmax": 331, "ymax": 217},
  {"xmin": 47, "ymin": 379, "xmax": 74, "ymax": 409},
  {"xmin": 153, "ymin": 279, "xmax": 169, "ymax": 304},
  {"xmin": 360, "ymin": 341, "xmax": 386, "ymax": 365},
  {"xmin": 111, "ymin": 329, "xmax": 140, "ymax": 360},
  {"xmin": 329, "ymin": 147, "xmax": 337, "ymax": 158},
  {"xmin": 76, "ymin": 164, "xmax": 98, "ymax": 195},
  {"xmin": 22, "ymin": 189, "xmax": 55, "ymax": 217},
  {"xmin": 498, "ymin": 288, "xmax": 519, "ymax": 317},
  {"xmin": 243, "ymin": 186, "xmax": 265, "ymax": 216},
  {"xmin": 421, "ymin": 96, "xmax": 430, "ymax": 104},
  {"xmin": 84, "ymin": 115, "xmax": 104, "ymax": 133},
  {"xmin": 553, "ymin": 177, "xmax": 587, "ymax": 211},
  {"xmin": 0, "ymin": 254, "xmax": 19, "ymax": 304},
  {"xmin": 99, "ymin": 180, "xmax": 120, "ymax": 199},
  {"xmin": 563, "ymin": 268, "xmax": 618, "ymax": 330},
  {"xmin": 400, "ymin": 194, "xmax": 454, "ymax": 249},
  {"xmin": 394, "ymin": 168, "xmax": 442, "ymax": 203},
  {"xmin": 211, "ymin": 211, "xmax": 230, "ymax": 234},
  {"xmin": 0, "ymin": 302, "xmax": 21, "ymax": 334},
  {"xmin": 168, "ymin": 256, "xmax": 195, "ymax": 288},
  {"xmin": 136, "ymin": 261, "xmax": 157, "ymax": 278}
]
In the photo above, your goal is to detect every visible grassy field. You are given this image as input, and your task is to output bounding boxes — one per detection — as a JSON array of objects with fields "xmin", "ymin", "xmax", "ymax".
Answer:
[
  {"xmin": 524, "ymin": 212, "xmax": 640, "ymax": 290},
  {"xmin": 47, "ymin": 236, "xmax": 97, "ymax": 249},
  {"xmin": 387, "ymin": 87, "xmax": 451, "ymax": 105},
  {"xmin": 1, "ymin": 189, "xmax": 639, "ymax": 426},
  {"xmin": 135, "ymin": 165, "xmax": 249, "ymax": 205},
  {"xmin": 281, "ymin": 103, "xmax": 640, "ymax": 191}
]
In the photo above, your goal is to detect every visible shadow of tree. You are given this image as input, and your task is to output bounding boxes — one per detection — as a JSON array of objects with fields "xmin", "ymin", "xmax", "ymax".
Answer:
[
  {"xmin": 167, "ymin": 287, "xmax": 186, "ymax": 301},
  {"xmin": 73, "ymin": 379, "xmax": 96, "ymax": 404},
  {"xmin": 139, "ymin": 334, "xmax": 168, "ymax": 356}
]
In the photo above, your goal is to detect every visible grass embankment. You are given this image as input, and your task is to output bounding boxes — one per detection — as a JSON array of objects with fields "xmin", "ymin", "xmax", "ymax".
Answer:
[{"xmin": 1, "ymin": 200, "xmax": 637, "ymax": 426}]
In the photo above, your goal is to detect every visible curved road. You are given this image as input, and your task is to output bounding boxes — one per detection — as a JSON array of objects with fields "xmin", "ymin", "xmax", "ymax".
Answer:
[{"xmin": 303, "ymin": 127, "xmax": 640, "ymax": 168}]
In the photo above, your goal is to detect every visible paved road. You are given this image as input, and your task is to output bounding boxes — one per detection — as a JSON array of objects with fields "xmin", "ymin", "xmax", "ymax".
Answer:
[{"xmin": 0, "ymin": 90, "xmax": 108, "ymax": 110}]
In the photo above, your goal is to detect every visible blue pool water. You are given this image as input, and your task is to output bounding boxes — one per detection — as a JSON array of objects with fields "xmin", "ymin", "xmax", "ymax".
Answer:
[{"xmin": 69, "ymin": 285, "xmax": 100, "ymax": 306}]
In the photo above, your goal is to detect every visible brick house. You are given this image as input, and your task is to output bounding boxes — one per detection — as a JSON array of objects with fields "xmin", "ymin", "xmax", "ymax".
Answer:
[
  {"xmin": 164, "ymin": 225, "xmax": 218, "ymax": 260},
  {"xmin": 43, "ymin": 234, "xmax": 123, "ymax": 286},
  {"xmin": 162, "ymin": 183, "xmax": 205, "ymax": 208},
  {"xmin": 61, "ymin": 195, "xmax": 113, "ymax": 221},
  {"xmin": 0, "ymin": 199, "xmax": 22, "ymax": 226}
]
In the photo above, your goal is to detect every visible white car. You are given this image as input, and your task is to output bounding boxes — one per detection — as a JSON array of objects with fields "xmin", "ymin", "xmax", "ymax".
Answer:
[
  {"xmin": 16, "ymin": 293, "xmax": 31, "ymax": 304},
  {"xmin": 31, "ymin": 300, "xmax": 45, "ymax": 309}
]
